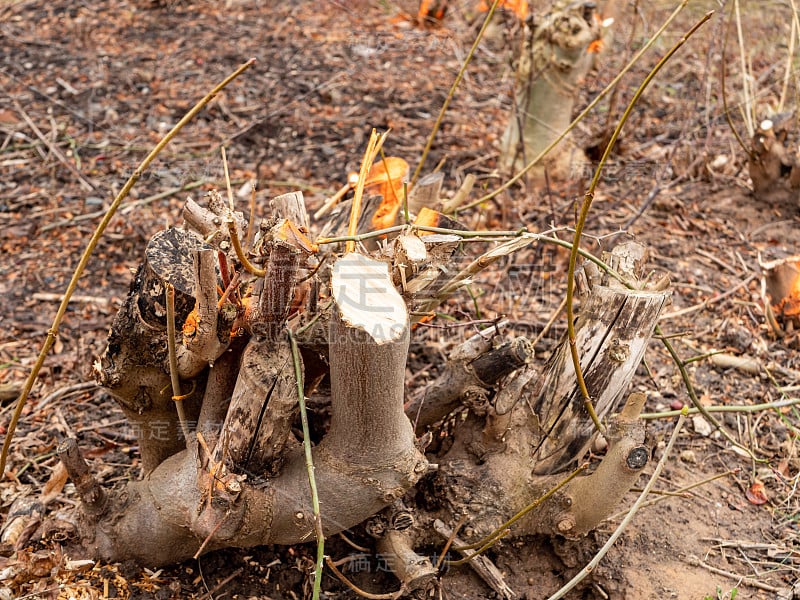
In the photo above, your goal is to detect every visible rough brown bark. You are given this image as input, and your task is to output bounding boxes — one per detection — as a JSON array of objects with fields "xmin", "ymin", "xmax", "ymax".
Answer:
[
  {"xmin": 216, "ymin": 335, "xmax": 300, "ymax": 477},
  {"xmin": 46, "ymin": 186, "xmax": 669, "ymax": 583},
  {"xmin": 528, "ymin": 281, "xmax": 668, "ymax": 475},
  {"xmin": 500, "ymin": 1, "xmax": 601, "ymax": 181},
  {"xmin": 64, "ymin": 227, "xmax": 428, "ymax": 566},
  {"xmin": 407, "ymin": 327, "xmax": 532, "ymax": 430},
  {"xmin": 93, "ymin": 227, "xmax": 209, "ymax": 472}
]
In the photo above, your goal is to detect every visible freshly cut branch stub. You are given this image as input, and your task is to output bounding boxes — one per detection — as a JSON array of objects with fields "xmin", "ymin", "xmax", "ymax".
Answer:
[{"xmin": 330, "ymin": 253, "xmax": 407, "ymax": 345}]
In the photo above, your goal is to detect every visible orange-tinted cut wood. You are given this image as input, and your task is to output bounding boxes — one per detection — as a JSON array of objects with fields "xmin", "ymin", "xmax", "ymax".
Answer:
[
  {"xmin": 477, "ymin": 0, "xmax": 527, "ymax": 20},
  {"xmin": 367, "ymin": 156, "xmax": 409, "ymax": 230}
]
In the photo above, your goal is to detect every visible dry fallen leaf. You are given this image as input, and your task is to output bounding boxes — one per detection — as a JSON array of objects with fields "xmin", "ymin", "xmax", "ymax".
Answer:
[
  {"xmin": 745, "ymin": 480, "xmax": 769, "ymax": 505},
  {"xmin": 40, "ymin": 462, "xmax": 68, "ymax": 505}
]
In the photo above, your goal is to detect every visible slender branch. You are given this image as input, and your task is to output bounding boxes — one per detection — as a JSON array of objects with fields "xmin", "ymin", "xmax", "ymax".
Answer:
[
  {"xmin": 657, "ymin": 326, "xmax": 760, "ymax": 462},
  {"xmin": 246, "ymin": 179, "xmax": 257, "ymax": 251},
  {"xmin": 445, "ymin": 530, "xmax": 510, "ymax": 567},
  {"xmin": 318, "ymin": 227, "xmax": 630, "ymax": 298},
  {"xmin": 641, "ymin": 392, "xmax": 800, "ymax": 419},
  {"xmin": 221, "ymin": 146, "xmax": 235, "ymax": 212},
  {"xmin": 289, "ymin": 330, "xmax": 324, "ymax": 600},
  {"xmin": 316, "ymin": 224, "xmax": 529, "ymax": 245},
  {"xmin": 119, "ymin": 179, "xmax": 210, "ymax": 215},
  {"xmin": 783, "ymin": 0, "xmax": 800, "ymax": 114},
  {"xmin": 198, "ymin": 567, "xmax": 244, "ymax": 600},
  {"xmin": 227, "ymin": 219, "xmax": 265, "ymax": 277},
  {"xmin": 546, "ymin": 412, "xmax": 688, "ymax": 600},
  {"xmin": 720, "ymin": 9, "xmax": 755, "ymax": 158},
  {"xmin": 11, "ymin": 96, "xmax": 97, "ymax": 192},
  {"xmin": 165, "ymin": 283, "xmax": 190, "ymax": 443},
  {"xmin": 733, "ymin": 0, "xmax": 754, "ymax": 137},
  {"xmin": 566, "ymin": 11, "xmax": 714, "ymax": 435},
  {"xmin": 410, "ymin": 0, "xmax": 501, "ymax": 187},
  {"xmin": 531, "ymin": 295, "xmax": 568, "ymax": 348},
  {"xmin": 0, "ymin": 58, "xmax": 256, "ymax": 475},
  {"xmin": 222, "ymin": 145, "xmax": 267, "ymax": 277},
  {"xmin": 607, "ymin": 470, "xmax": 737, "ymax": 521},
  {"xmin": 682, "ymin": 349, "xmax": 727, "ymax": 365},
  {"xmin": 779, "ymin": 4, "xmax": 797, "ymax": 113},
  {"xmin": 436, "ymin": 515, "xmax": 468, "ymax": 570},
  {"xmin": 686, "ymin": 556, "xmax": 781, "ymax": 593}
]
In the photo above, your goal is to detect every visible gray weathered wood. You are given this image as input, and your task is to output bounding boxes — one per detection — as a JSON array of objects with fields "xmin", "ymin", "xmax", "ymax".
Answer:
[
  {"xmin": 407, "ymin": 171, "xmax": 443, "ymax": 215},
  {"xmin": 270, "ymin": 191, "xmax": 310, "ymax": 231}
]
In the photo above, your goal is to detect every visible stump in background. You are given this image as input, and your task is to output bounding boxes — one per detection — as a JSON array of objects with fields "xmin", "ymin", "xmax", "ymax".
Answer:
[{"xmin": 500, "ymin": 0, "xmax": 601, "ymax": 182}]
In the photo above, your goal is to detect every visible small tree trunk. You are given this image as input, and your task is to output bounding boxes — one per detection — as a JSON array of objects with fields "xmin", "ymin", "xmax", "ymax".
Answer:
[
  {"xmin": 500, "ymin": 1, "xmax": 600, "ymax": 181},
  {"xmin": 324, "ymin": 253, "xmax": 416, "ymax": 463},
  {"xmin": 216, "ymin": 239, "xmax": 303, "ymax": 478},
  {"xmin": 216, "ymin": 335, "xmax": 300, "ymax": 478},
  {"xmin": 749, "ymin": 117, "xmax": 800, "ymax": 202},
  {"xmin": 64, "ymin": 226, "xmax": 428, "ymax": 565}
]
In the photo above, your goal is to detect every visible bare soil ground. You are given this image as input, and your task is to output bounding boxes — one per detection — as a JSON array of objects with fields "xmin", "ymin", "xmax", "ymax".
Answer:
[{"xmin": 1, "ymin": 1, "xmax": 800, "ymax": 598}]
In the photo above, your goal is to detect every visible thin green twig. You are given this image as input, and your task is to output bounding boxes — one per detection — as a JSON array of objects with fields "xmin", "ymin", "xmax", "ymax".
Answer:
[
  {"xmin": 641, "ymin": 390, "xmax": 800, "ymax": 419},
  {"xmin": 657, "ymin": 326, "xmax": 760, "ymax": 462},
  {"xmin": 546, "ymin": 412, "xmax": 688, "ymax": 600},
  {"xmin": 165, "ymin": 283, "xmax": 190, "ymax": 443},
  {"xmin": 0, "ymin": 58, "xmax": 256, "ymax": 476},
  {"xmin": 288, "ymin": 330, "xmax": 324, "ymax": 600},
  {"xmin": 682, "ymin": 349, "xmax": 727, "ymax": 365}
]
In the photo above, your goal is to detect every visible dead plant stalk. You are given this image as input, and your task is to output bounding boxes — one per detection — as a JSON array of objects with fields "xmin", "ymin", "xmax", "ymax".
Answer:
[{"xmin": 410, "ymin": 0, "xmax": 501, "ymax": 187}]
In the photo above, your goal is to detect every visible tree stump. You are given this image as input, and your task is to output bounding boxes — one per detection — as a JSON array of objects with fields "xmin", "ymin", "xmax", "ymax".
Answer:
[
  {"xmin": 500, "ymin": 1, "xmax": 600, "ymax": 181},
  {"xmin": 32, "ymin": 178, "xmax": 670, "ymax": 590},
  {"xmin": 427, "ymin": 241, "xmax": 670, "ymax": 541}
]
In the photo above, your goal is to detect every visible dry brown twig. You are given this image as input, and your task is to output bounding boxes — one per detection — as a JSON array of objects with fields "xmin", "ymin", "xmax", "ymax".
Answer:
[{"xmin": 10, "ymin": 96, "xmax": 98, "ymax": 192}]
